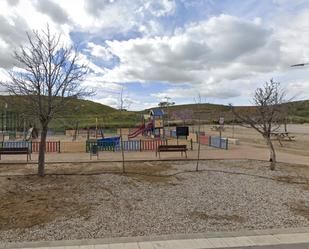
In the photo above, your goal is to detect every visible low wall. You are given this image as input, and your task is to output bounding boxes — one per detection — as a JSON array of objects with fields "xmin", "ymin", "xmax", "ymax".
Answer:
[
  {"xmin": 167, "ymin": 139, "xmax": 188, "ymax": 146},
  {"xmin": 228, "ymin": 138, "xmax": 240, "ymax": 145},
  {"xmin": 117, "ymin": 128, "xmax": 130, "ymax": 135},
  {"xmin": 61, "ymin": 141, "xmax": 85, "ymax": 153}
]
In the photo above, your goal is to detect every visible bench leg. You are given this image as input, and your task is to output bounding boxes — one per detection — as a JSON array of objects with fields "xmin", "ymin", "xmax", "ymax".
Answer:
[{"xmin": 185, "ymin": 151, "xmax": 187, "ymax": 158}]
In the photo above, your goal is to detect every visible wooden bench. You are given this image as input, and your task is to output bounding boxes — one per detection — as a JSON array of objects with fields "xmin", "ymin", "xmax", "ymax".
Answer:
[
  {"xmin": 156, "ymin": 145, "xmax": 187, "ymax": 158},
  {"xmin": 0, "ymin": 147, "xmax": 31, "ymax": 161}
]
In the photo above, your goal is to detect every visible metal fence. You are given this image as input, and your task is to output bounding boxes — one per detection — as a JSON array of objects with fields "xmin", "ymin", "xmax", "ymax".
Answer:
[
  {"xmin": 198, "ymin": 135, "xmax": 228, "ymax": 150},
  {"xmin": 86, "ymin": 139, "xmax": 168, "ymax": 152},
  {"xmin": 0, "ymin": 141, "xmax": 60, "ymax": 153}
]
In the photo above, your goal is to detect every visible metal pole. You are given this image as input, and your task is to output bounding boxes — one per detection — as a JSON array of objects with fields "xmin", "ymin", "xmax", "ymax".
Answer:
[
  {"xmin": 95, "ymin": 117, "xmax": 98, "ymax": 138},
  {"xmin": 23, "ymin": 117, "xmax": 26, "ymax": 140},
  {"xmin": 232, "ymin": 114, "xmax": 235, "ymax": 138},
  {"xmin": 165, "ymin": 96, "xmax": 171, "ymax": 139}
]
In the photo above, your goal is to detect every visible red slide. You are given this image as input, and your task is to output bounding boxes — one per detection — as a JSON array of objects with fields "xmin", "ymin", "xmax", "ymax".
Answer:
[{"xmin": 128, "ymin": 122, "xmax": 153, "ymax": 139}]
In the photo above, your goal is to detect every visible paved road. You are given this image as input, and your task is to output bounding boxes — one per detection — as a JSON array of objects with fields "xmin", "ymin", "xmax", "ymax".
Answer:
[{"xmin": 213, "ymin": 243, "xmax": 309, "ymax": 249}]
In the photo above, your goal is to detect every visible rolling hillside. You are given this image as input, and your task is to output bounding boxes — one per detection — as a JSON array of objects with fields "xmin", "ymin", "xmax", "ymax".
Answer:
[
  {"xmin": 0, "ymin": 95, "xmax": 308, "ymax": 131},
  {"xmin": 0, "ymin": 96, "xmax": 141, "ymax": 130}
]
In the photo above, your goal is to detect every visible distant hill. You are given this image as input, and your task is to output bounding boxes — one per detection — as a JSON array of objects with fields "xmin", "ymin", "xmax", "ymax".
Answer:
[
  {"xmin": 0, "ymin": 96, "xmax": 141, "ymax": 130},
  {"xmin": 149, "ymin": 100, "xmax": 309, "ymax": 124},
  {"xmin": 0, "ymin": 95, "xmax": 308, "ymax": 131}
]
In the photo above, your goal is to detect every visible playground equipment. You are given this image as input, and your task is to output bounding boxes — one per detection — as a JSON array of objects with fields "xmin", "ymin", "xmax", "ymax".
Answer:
[
  {"xmin": 150, "ymin": 108, "xmax": 164, "ymax": 137},
  {"xmin": 25, "ymin": 126, "xmax": 38, "ymax": 140},
  {"xmin": 25, "ymin": 127, "xmax": 33, "ymax": 140},
  {"xmin": 128, "ymin": 122, "xmax": 153, "ymax": 139},
  {"xmin": 128, "ymin": 108, "xmax": 165, "ymax": 139},
  {"xmin": 97, "ymin": 136, "xmax": 120, "ymax": 150}
]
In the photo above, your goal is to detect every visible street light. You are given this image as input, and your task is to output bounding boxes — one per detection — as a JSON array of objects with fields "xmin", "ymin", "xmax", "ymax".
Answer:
[
  {"xmin": 164, "ymin": 96, "xmax": 171, "ymax": 138},
  {"xmin": 291, "ymin": 62, "xmax": 309, "ymax": 67}
]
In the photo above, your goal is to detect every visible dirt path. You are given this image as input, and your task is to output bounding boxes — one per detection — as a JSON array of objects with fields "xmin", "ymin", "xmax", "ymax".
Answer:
[{"xmin": 0, "ymin": 142, "xmax": 308, "ymax": 166}]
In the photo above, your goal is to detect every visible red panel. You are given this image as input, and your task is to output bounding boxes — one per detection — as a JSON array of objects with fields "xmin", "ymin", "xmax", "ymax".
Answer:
[{"xmin": 199, "ymin": 135, "xmax": 209, "ymax": 145}]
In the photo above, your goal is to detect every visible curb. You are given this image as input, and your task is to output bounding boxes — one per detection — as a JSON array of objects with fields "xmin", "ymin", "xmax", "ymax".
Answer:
[
  {"xmin": 0, "ymin": 157, "xmax": 298, "ymax": 165},
  {"xmin": 0, "ymin": 157, "xmax": 251, "ymax": 165},
  {"xmin": 1, "ymin": 227, "xmax": 309, "ymax": 248}
]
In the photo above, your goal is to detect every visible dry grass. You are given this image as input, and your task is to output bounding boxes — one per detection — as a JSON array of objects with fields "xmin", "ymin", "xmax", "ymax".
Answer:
[
  {"xmin": 0, "ymin": 175, "xmax": 92, "ymax": 230},
  {"xmin": 189, "ymin": 211, "xmax": 245, "ymax": 223}
]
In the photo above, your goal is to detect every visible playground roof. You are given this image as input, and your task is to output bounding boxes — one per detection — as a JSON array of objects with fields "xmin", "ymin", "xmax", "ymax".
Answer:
[{"xmin": 150, "ymin": 108, "xmax": 164, "ymax": 117}]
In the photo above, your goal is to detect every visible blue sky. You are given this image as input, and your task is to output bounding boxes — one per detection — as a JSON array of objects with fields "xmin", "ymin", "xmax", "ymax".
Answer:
[{"xmin": 0, "ymin": 0, "xmax": 309, "ymax": 110}]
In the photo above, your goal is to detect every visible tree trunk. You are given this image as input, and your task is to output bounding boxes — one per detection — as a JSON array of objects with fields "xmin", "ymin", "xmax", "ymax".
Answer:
[
  {"xmin": 196, "ymin": 117, "xmax": 201, "ymax": 171},
  {"xmin": 38, "ymin": 125, "xmax": 48, "ymax": 177},
  {"xmin": 119, "ymin": 127, "xmax": 125, "ymax": 173},
  {"xmin": 266, "ymin": 136, "xmax": 276, "ymax": 170},
  {"xmin": 284, "ymin": 117, "xmax": 288, "ymax": 133}
]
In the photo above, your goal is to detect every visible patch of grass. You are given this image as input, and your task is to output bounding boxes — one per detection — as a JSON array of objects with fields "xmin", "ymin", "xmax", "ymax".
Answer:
[
  {"xmin": 123, "ymin": 161, "xmax": 179, "ymax": 184},
  {"xmin": 274, "ymin": 175, "xmax": 305, "ymax": 184}
]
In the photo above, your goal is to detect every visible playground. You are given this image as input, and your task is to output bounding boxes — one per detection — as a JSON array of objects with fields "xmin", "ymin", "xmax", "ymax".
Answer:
[
  {"xmin": 0, "ymin": 121, "xmax": 308, "ymax": 166},
  {"xmin": 1, "ymin": 108, "xmax": 309, "ymax": 242}
]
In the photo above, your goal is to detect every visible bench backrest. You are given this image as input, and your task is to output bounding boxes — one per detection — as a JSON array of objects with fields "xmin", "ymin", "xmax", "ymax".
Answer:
[
  {"xmin": 0, "ymin": 147, "xmax": 29, "ymax": 152},
  {"xmin": 158, "ymin": 145, "xmax": 186, "ymax": 149}
]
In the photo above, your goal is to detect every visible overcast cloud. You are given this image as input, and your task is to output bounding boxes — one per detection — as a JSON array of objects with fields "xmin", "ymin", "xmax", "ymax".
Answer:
[{"xmin": 0, "ymin": 0, "xmax": 308, "ymax": 110}]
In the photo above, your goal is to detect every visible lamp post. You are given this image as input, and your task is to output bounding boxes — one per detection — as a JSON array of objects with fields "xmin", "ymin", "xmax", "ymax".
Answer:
[
  {"xmin": 164, "ymin": 96, "xmax": 171, "ymax": 138},
  {"xmin": 291, "ymin": 63, "xmax": 309, "ymax": 67}
]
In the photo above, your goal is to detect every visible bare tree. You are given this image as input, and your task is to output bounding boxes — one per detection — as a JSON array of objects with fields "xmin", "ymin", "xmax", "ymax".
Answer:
[
  {"xmin": 158, "ymin": 100, "xmax": 175, "ymax": 108},
  {"xmin": 231, "ymin": 79, "xmax": 286, "ymax": 170},
  {"xmin": 195, "ymin": 94, "xmax": 203, "ymax": 171},
  {"xmin": 1, "ymin": 26, "xmax": 90, "ymax": 176},
  {"xmin": 118, "ymin": 88, "xmax": 132, "ymax": 173}
]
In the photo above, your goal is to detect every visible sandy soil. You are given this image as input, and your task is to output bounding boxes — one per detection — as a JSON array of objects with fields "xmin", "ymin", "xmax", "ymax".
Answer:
[{"xmin": 202, "ymin": 124, "xmax": 309, "ymax": 157}]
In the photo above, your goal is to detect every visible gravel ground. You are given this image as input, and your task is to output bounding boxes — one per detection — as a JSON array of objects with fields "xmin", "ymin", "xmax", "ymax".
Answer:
[{"xmin": 0, "ymin": 160, "xmax": 309, "ymax": 242}]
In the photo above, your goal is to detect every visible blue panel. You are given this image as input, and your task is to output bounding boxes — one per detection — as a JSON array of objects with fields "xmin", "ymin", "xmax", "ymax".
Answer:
[{"xmin": 209, "ymin": 137, "xmax": 228, "ymax": 150}]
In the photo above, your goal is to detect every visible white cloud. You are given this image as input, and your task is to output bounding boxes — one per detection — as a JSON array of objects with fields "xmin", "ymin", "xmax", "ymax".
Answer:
[
  {"xmin": 86, "ymin": 42, "xmax": 113, "ymax": 60},
  {"xmin": 144, "ymin": 0, "xmax": 176, "ymax": 17},
  {"xmin": 0, "ymin": 0, "xmax": 73, "ymax": 69},
  {"xmin": 0, "ymin": 68, "xmax": 10, "ymax": 82},
  {"xmin": 1, "ymin": 0, "xmax": 309, "ymax": 109},
  {"xmin": 101, "ymin": 15, "xmax": 278, "ymax": 99},
  {"xmin": 77, "ymin": 53, "xmax": 107, "ymax": 74},
  {"xmin": 94, "ymin": 95, "xmax": 119, "ymax": 108},
  {"xmin": 275, "ymin": 9, "xmax": 309, "ymax": 66}
]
